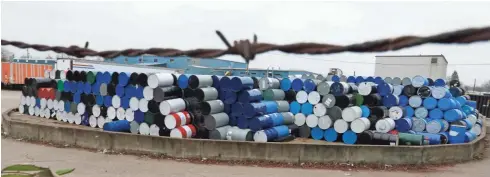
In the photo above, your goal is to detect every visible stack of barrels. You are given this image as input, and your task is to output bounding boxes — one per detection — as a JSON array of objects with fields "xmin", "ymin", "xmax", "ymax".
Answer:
[
  {"xmin": 182, "ymin": 75, "xmax": 225, "ymax": 139},
  {"xmin": 278, "ymin": 74, "xmax": 483, "ymax": 145},
  {"xmin": 250, "ymin": 77, "xmax": 297, "ymax": 142},
  {"xmin": 19, "ymin": 77, "xmax": 57, "ymax": 119},
  {"xmin": 20, "ymin": 69, "xmax": 483, "ymax": 146}
]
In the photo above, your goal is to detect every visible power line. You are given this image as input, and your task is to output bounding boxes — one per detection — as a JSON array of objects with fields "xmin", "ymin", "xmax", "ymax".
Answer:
[{"xmin": 1, "ymin": 26, "xmax": 489, "ymax": 62}]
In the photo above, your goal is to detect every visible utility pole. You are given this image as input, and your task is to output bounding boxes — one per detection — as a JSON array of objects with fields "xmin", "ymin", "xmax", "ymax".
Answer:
[{"xmin": 473, "ymin": 78, "xmax": 476, "ymax": 92}]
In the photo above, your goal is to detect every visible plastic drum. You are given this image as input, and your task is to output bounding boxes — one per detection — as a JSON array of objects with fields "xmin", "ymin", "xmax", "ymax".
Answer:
[
  {"xmin": 409, "ymin": 96, "xmax": 423, "ymax": 108},
  {"xmin": 415, "ymin": 107, "xmax": 428, "ymax": 119}
]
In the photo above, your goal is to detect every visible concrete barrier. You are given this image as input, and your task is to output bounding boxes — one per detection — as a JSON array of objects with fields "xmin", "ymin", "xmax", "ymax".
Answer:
[{"xmin": 2, "ymin": 108, "xmax": 487, "ymax": 164}]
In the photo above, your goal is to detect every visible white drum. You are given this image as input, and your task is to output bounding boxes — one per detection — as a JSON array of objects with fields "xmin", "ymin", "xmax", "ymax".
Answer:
[
  {"xmin": 317, "ymin": 115, "xmax": 332, "ymax": 130},
  {"xmin": 125, "ymin": 108, "xmax": 134, "ymax": 122},
  {"xmin": 388, "ymin": 106, "xmax": 404, "ymax": 120},
  {"xmin": 74, "ymin": 113, "xmax": 82, "ymax": 125},
  {"xmin": 341, "ymin": 106, "xmax": 362, "ymax": 122},
  {"xmin": 139, "ymin": 122, "xmax": 150, "ymax": 135},
  {"xmin": 350, "ymin": 118, "xmax": 371, "ymax": 133},
  {"xmin": 306, "ymin": 114, "xmax": 319, "ymax": 128},
  {"xmin": 40, "ymin": 98, "xmax": 47, "ymax": 109},
  {"xmin": 112, "ymin": 95, "xmax": 121, "ymax": 109},
  {"xmin": 307, "ymin": 91, "xmax": 321, "ymax": 104},
  {"xmin": 358, "ymin": 82, "xmax": 374, "ymax": 96},
  {"xmin": 77, "ymin": 103, "xmax": 86, "ymax": 115},
  {"xmin": 143, "ymin": 86, "xmax": 154, "ymax": 100},
  {"xmin": 92, "ymin": 105, "xmax": 101, "ymax": 117},
  {"xmin": 149, "ymin": 124, "xmax": 160, "ymax": 136},
  {"xmin": 375, "ymin": 118, "xmax": 395, "ymax": 133},
  {"xmin": 296, "ymin": 91, "xmax": 308, "ymax": 104},
  {"xmin": 139, "ymin": 99, "xmax": 149, "ymax": 112},
  {"xmin": 107, "ymin": 106, "xmax": 117, "ymax": 120},
  {"xmin": 89, "ymin": 115, "xmax": 98, "ymax": 128},
  {"xmin": 313, "ymin": 103, "xmax": 327, "ymax": 116},
  {"xmin": 97, "ymin": 116, "xmax": 106, "ymax": 128},
  {"xmin": 116, "ymin": 107, "xmax": 126, "ymax": 120},
  {"xmin": 408, "ymin": 96, "xmax": 423, "ymax": 108},
  {"xmin": 294, "ymin": 113, "xmax": 306, "ymax": 126},
  {"xmin": 333, "ymin": 119, "xmax": 349, "ymax": 133}
]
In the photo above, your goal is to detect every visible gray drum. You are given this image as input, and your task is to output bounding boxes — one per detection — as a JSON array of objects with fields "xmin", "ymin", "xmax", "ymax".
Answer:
[
  {"xmin": 153, "ymin": 86, "xmax": 181, "ymax": 102},
  {"xmin": 316, "ymin": 74, "xmax": 326, "ymax": 81},
  {"xmin": 276, "ymin": 101, "xmax": 290, "ymax": 112},
  {"xmin": 281, "ymin": 112, "xmax": 295, "ymax": 125},
  {"xmin": 411, "ymin": 117, "xmax": 427, "ymax": 132},
  {"xmin": 414, "ymin": 107, "xmax": 428, "ymax": 119},
  {"xmin": 327, "ymin": 106, "xmax": 343, "ymax": 121},
  {"xmin": 321, "ymin": 94, "xmax": 336, "ymax": 108},
  {"xmin": 401, "ymin": 77, "xmax": 412, "ymax": 86},
  {"xmin": 299, "ymin": 124, "xmax": 311, "ymax": 138},
  {"xmin": 188, "ymin": 75, "xmax": 214, "ymax": 89},
  {"xmin": 392, "ymin": 77, "xmax": 402, "ymax": 86},
  {"xmin": 306, "ymin": 74, "xmax": 316, "ymax": 80},
  {"xmin": 209, "ymin": 125, "xmax": 232, "ymax": 140},
  {"xmin": 130, "ymin": 121, "xmax": 140, "ymax": 134},
  {"xmin": 195, "ymin": 87, "xmax": 219, "ymax": 101},
  {"xmin": 259, "ymin": 77, "xmax": 280, "ymax": 90},
  {"xmin": 226, "ymin": 127, "xmax": 254, "ymax": 141},
  {"xmin": 201, "ymin": 100, "xmax": 225, "ymax": 115},
  {"xmin": 326, "ymin": 75, "xmax": 334, "ymax": 81},
  {"xmin": 340, "ymin": 75, "xmax": 347, "ymax": 82},
  {"xmin": 384, "ymin": 77, "xmax": 393, "ymax": 85},
  {"xmin": 55, "ymin": 91, "xmax": 62, "ymax": 101},
  {"xmin": 317, "ymin": 81, "xmax": 333, "ymax": 95},
  {"xmin": 99, "ymin": 83, "xmax": 108, "ymax": 96},
  {"xmin": 147, "ymin": 73, "xmax": 175, "ymax": 89},
  {"xmin": 301, "ymin": 74, "xmax": 308, "ymax": 79},
  {"xmin": 204, "ymin": 112, "xmax": 230, "ymax": 130},
  {"xmin": 160, "ymin": 98, "xmax": 186, "ymax": 115}
]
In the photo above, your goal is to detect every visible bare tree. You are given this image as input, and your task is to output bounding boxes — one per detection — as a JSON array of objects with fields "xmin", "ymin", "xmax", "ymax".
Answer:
[
  {"xmin": 481, "ymin": 80, "xmax": 490, "ymax": 92},
  {"xmin": 1, "ymin": 47, "xmax": 14, "ymax": 61},
  {"xmin": 451, "ymin": 70, "xmax": 460, "ymax": 81}
]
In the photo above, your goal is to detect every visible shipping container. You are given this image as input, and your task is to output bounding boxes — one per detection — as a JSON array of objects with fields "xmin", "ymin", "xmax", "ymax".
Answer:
[{"xmin": 2, "ymin": 59, "xmax": 55, "ymax": 87}]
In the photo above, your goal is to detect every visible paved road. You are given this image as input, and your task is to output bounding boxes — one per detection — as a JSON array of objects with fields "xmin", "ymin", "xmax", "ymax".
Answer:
[{"xmin": 2, "ymin": 90, "xmax": 490, "ymax": 177}]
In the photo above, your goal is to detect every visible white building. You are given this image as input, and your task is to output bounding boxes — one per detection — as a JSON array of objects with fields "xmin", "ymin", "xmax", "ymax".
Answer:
[{"xmin": 374, "ymin": 55, "xmax": 448, "ymax": 79}]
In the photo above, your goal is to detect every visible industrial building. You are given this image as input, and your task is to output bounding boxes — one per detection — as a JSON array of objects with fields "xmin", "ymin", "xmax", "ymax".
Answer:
[
  {"xmin": 107, "ymin": 55, "xmax": 317, "ymax": 78},
  {"xmin": 374, "ymin": 55, "xmax": 448, "ymax": 79}
]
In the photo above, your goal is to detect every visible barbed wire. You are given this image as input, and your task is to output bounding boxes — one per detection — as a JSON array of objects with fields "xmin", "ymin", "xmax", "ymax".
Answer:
[{"xmin": 2, "ymin": 26, "xmax": 490, "ymax": 63}]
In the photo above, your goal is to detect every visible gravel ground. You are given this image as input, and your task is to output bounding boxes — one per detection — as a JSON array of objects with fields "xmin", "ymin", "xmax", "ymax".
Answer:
[{"xmin": 2, "ymin": 90, "xmax": 490, "ymax": 177}]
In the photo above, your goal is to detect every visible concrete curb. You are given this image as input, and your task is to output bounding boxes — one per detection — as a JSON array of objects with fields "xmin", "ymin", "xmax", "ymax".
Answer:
[{"xmin": 2, "ymin": 108, "xmax": 487, "ymax": 165}]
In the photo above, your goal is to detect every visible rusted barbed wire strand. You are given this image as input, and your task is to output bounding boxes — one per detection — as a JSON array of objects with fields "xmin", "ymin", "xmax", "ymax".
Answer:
[{"xmin": 2, "ymin": 26, "xmax": 490, "ymax": 62}]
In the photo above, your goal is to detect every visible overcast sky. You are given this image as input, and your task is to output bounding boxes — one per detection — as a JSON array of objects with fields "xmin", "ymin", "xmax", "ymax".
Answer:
[{"xmin": 2, "ymin": 1, "xmax": 490, "ymax": 85}]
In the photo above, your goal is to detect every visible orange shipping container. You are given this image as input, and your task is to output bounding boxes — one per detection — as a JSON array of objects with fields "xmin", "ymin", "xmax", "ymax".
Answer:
[{"xmin": 2, "ymin": 62, "xmax": 54, "ymax": 85}]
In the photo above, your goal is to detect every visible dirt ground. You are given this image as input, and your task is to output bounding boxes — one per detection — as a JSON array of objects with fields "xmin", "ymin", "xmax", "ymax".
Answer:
[{"xmin": 2, "ymin": 90, "xmax": 490, "ymax": 177}]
